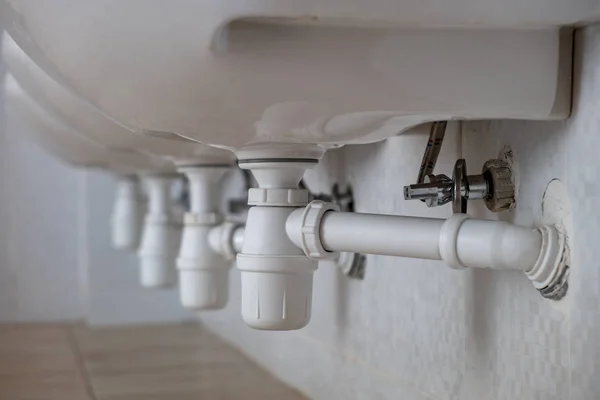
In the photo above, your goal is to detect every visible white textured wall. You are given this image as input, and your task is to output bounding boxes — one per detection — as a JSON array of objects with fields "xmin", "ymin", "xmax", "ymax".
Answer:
[
  {"xmin": 0, "ymin": 56, "xmax": 84, "ymax": 322},
  {"xmin": 200, "ymin": 25, "xmax": 600, "ymax": 400}
]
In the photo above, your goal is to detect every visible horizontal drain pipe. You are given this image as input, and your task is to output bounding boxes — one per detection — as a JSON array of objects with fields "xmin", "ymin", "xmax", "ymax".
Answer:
[
  {"xmin": 286, "ymin": 201, "xmax": 568, "ymax": 289},
  {"xmin": 208, "ymin": 222, "xmax": 245, "ymax": 261},
  {"xmin": 208, "ymin": 222, "xmax": 365, "ymax": 280}
]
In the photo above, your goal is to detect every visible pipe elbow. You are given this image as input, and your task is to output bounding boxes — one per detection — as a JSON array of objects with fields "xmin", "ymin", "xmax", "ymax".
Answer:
[{"xmin": 285, "ymin": 208, "xmax": 304, "ymax": 250}]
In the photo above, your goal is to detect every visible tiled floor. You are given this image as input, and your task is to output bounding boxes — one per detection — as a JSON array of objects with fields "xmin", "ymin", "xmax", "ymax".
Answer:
[{"xmin": 0, "ymin": 323, "xmax": 306, "ymax": 400}]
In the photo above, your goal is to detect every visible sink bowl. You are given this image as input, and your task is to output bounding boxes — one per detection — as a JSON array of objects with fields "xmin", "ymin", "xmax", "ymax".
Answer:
[
  {"xmin": 2, "ymin": 32, "xmax": 234, "ymax": 166},
  {"xmin": 5, "ymin": 73, "xmax": 161, "ymax": 173},
  {"xmin": 1, "ymin": 0, "xmax": 583, "ymax": 150}
]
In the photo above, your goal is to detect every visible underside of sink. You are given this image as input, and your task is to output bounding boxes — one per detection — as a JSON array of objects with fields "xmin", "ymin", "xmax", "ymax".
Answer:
[
  {"xmin": 1, "ymin": 0, "xmax": 583, "ymax": 151},
  {"xmin": 2, "ymin": 33, "xmax": 235, "ymax": 165},
  {"xmin": 5, "ymin": 74, "xmax": 163, "ymax": 173}
]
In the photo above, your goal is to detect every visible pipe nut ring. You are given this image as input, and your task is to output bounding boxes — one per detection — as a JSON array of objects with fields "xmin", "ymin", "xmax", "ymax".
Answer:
[
  {"xmin": 439, "ymin": 213, "xmax": 470, "ymax": 270},
  {"xmin": 299, "ymin": 200, "xmax": 340, "ymax": 260},
  {"xmin": 184, "ymin": 212, "xmax": 222, "ymax": 226},
  {"xmin": 217, "ymin": 221, "xmax": 240, "ymax": 261},
  {"xmin": 248, "ymin": 188, "xmax": 309, "ymax": 206}
]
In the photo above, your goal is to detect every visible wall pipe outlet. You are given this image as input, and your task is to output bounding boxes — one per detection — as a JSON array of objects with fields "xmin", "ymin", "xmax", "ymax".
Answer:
[
  {"xmin": 137, "ymin": 173, "xmax": 182, "ymax": 289},
  {"xmin": 176, "ymin": 166, "xmax": 231, "ymax": 310},
  {"xmin": 110, "ymin": 175, "xmax": 145, "ymax": 251}
]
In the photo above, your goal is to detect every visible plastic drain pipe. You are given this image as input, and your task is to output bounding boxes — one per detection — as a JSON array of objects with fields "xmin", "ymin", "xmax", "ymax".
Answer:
[
  {"xmin": 137, "ymin": 173, "xmax": 182, "ymax": 288},
  {"xmin": 286, "ymin": 201, "xmax": 567, "ymax": 288},
  {"xmin": 111, "ymin": 175, "xmax": 145, "ymax": 251},
  {"xmin": 232, "ymin": 146, "xmax": 566, "ymax": 332},
  {"xmin": 209, "ymin": 224, "xmax": 362, "ymax": 280},
  {"xmin": 208, "ymin": 222, "xmax": 245, "ymax": 261},
  {"xmin": 176, "ymin": 166, "xmax": 232, "ymax": 310},
  {"xmin": 235, "ymin": 145, "xmax": 325, "ymax": 331}
]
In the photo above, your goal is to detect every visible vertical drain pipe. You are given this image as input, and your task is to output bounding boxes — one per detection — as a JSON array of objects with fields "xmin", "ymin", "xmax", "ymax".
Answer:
[
  {"xmin": 236, "ymin": 160, "xmax": 316, "ymax": 330},
  {"xmin": 176, "ymin": 166, "xmax": 231, "ymax": 310},
  {"xmin": 137, "ymin": 173, "xmax": 182, "ymax": 288},
  {"xmin": 111, "ymin": 175, "xmax": 145, "ymax": 250},
  {"xmin": 235, "ymin": 144, "xmax": 325, "ymax": 330}
]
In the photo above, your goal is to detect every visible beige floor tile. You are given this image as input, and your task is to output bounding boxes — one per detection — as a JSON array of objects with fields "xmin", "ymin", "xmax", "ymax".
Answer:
[
  {"xmin": 89, "ymin": 363, "xmax": 287, "ymax": 397},
  {"xmin": 83, "ymin": 345, "xmax": 246, "ymax": 375},
  {"xmin": 0, "ymin": 370, "xmax": 92, "ymax": 400},
  {"xmin": 0, "ymin": 325, "xmax": 72, "ymax": 353},
  {"xmin": 0, "ymin": 352, "xmax": 80, "ymax": 375},
  {"xmin": 73, "ymin": 323, "xmax": 217, "ymax": 353},
  {"xmin": 0, "ymin": 325, "xmax": 79, "ymax": 375},
  {"xmin": 99, "ymin": 388, "xmax": 306, "ymax": 400},
  {"xmin": 0, "ymin": 323, "xmax": 306, "ymax": 400},
  {"xmin": 99, "ymin": 387, "xmax": 306, "ymax": 400}
]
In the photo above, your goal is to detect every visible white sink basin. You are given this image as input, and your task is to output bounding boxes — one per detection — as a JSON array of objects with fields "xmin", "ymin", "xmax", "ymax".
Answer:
[
  {"xmin": 5, "ymin": 73, "xmax": 162, "ymax": 173},
  {"xmin": 2, "ymin": 33, "xmax": 234, "ymax": 166},
  {"xmin": 1, "ymin": 0, "xmax": 585, "ymax": 151}
]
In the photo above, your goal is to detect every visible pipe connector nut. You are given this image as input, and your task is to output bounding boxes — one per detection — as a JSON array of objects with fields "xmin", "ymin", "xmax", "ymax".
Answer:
[
  {"xmin": 439, "ymin": 213, "xmax": 471, "ymax": 270},
  {"xmin": 184, "ymin": 212, "xmax": 222, "ymax": 226},
  {"xmin": 482, "ymin": 159, "xmax": 515, "ymax": 212},
  {"xmin": 248, "ymin": 188, "xmax": 308, "ymax": 206},
  {"xmin": 298, "ymin": 200, "xmax": 340, "ymax": 259}
]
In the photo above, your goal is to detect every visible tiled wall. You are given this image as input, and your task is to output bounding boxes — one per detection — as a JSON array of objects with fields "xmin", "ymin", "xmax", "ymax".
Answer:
[{"xmin": 201, "ymin": 25, "xmax": 600, "ymax": 400}]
